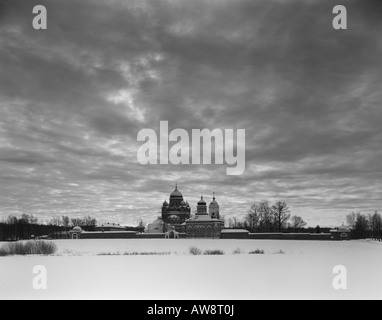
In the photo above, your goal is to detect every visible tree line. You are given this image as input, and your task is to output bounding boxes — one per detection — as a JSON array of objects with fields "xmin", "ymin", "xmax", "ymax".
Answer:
[
  {"xmin": 226, "ymin": 201, "xmax": 310, "ymax": 233},
  {"xmin": 0, "ymin": 214, "xmax": 98, "ymax": 241},
  {"xmin": 0, "ymin": 214, "xmax": 63, "ymax": 241},
  {"xmin": 225, "ymin": 201, "xmax": 382, "ymax": 240},
  {"xmin": 346, "ymin": 212, "xmax": 382, "ymax": 240},
  {"xmin": 0, "ymin": 214, "xmax": 145, "ymax": 241},
  {"xmin": 2, "ymin": 207, "xmax": 381, "ymax": 241}
]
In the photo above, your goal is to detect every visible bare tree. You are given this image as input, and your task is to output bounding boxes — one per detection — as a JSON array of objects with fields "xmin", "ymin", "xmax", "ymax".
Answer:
[
  {"xmin": 370, "ymin": 211, "xmax": 382, "ymax": 241},
  {"xmin": 7, "ymin": 215, "xmax": 18, "ymax": 225},
  {"xmin": 137, "ymin": 218, "xmax": 146, "ymax": 231},
  {"xmin": 81, "ymin": 216, "xmax": 97, "ymax": 231},
  {"xmin": 272, "ymin": 201, "xmax": 291, "ymax": 232},
  {"xmin": 19, "ymin": 214, "xmax": 38, "ymax": 225},
  {"xmin": 71, "ymin": 218, "xmax": 82, "ymax": 227},
  {"xmin": 258, "ymin": 201, "xmax": 273, "ymax": 232},
  {"xmin": 48, "ymin": 217, "xmax": 62, "ymax": 227},
  {"xmin": 228, "ymin": 217, "xmax": 241, "ymax": 229},
  {"xmin": 245, "ymin": 203, "xmax": 260, "ymax": 231},
  {"xmin": 354, "ymin": 213, "xmax": 369, "ymax": 239},
  {"xmin": 20, "ymin": 214, "xmax": 31, "ymax": 224},
  {"xmin": 346, "ymin": 212, "xmax": 357, "ymax": 229},
  {"xmin": 290, "ymin": 215, "xmax": 307, "ymax": 233},
  {"xmin": 62, "ymin": 216, "xmax": 70, "ymax": 229},
  {"xmin": 30, "ymin": 215, "xmax": 38, "ymax": 224}
]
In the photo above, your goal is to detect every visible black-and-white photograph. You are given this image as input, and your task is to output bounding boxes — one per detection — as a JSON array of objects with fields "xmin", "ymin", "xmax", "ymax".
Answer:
[{"xmin": 0, "ymin": 0, "xmax": 381, "ymax": 303}]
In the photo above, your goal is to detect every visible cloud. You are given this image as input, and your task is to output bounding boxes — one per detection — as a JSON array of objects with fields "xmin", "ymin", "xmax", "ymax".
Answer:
[{"xmin": 0, "ymin": 0, "xmax": 381, "ymax": 226}]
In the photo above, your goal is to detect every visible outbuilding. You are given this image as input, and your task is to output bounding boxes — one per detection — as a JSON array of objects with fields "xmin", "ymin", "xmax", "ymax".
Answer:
[{"xmin": 330, "ymin": 224, "xmax": 351, "ymax": 241}]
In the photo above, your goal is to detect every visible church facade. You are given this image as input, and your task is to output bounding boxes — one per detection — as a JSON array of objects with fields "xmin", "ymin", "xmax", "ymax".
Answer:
[
  {"xmin": 185, "ymin": 195, "xmax": 224, "ymax": 239},
  {"xmin": 161, "ymin": 184, "xmax": 191, "ymax": 225},
  {"xmin": 153, "ymin": 185, "xmax": 224, "ymax": 238}
]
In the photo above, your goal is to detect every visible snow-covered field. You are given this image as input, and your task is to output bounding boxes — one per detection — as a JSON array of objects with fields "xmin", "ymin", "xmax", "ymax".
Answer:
[{"xmin": 0, "ymin": 239, "xmax": 381, "ymax": 300}]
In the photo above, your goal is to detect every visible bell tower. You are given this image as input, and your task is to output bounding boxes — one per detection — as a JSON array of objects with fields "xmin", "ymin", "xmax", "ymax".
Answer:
[
  {"xmin": 209, "ymin": 193, "xmax": 220, "ymax": 219},
  {"xmin": 196, "ymin": 196, "xmax": 208, "ymax": 215}
]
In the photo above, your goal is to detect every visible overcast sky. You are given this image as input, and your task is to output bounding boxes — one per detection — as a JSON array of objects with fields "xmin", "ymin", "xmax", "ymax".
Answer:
[{"xmin": 0, "ymin": 0, "xmax": 381, "ymax": 227}]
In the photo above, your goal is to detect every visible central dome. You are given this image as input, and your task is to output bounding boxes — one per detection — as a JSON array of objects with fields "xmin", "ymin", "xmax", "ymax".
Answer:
[{"xmin": 170, "ymin": 185, "xmax": 183, "ymax": 198}]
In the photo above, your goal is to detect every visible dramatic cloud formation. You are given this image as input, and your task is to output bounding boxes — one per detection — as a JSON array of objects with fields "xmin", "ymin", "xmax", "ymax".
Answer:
[{"xmin": 0, "ymin": 0, "xmax": 381, "ymax": 226}]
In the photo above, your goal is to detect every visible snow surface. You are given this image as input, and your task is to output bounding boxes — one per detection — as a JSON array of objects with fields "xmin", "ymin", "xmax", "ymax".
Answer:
[
  {"xmin": 52, "ymin": 238, "xmax": 382, "ymax": 256},
  {"xmin": 0, "ymin": 239, "xmax": 381, "ymax": 300}
]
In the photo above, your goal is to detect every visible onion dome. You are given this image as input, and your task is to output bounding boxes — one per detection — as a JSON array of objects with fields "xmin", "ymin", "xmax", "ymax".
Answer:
[
  {"xmin": 163, "ymin": 200, "xmax": 169, "ymax": 207},
  {"xmin": 170, "ymin": 184, "xmax": 183, "ymax": 198},
  {"xmin": 209, "ymin": 193, "xmax": 219, "ymax": 206},
  {"xmin": 180, "ymin": 200, "xmax": 186, "ymax": 206},
  {"xmin": 198, "ymin": 196, "xmax": 206, "ymax": 206}
]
